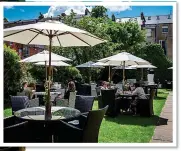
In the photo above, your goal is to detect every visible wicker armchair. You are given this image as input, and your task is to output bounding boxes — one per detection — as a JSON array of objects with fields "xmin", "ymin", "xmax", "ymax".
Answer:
[
  {"xmin": 53, "ymin": 105, "xmax": 108, "ymax": 143},
  {"xmin": 75, "ymin": 95, "xmax": 95, "ymax": 113},
  {"xmin": 4, "ymin": 121, "xmax": 29, "ymax": 143}
]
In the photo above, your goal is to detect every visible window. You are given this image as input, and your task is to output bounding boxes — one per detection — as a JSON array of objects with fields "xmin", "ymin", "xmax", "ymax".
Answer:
[
  {"xmin": 146, "ymin": 29, "xmax": 152, "ymax": 37},
  {"xmin": 159, "ymin": 40, "xmax": 167, "ymax": 55},
  {"xmin": 156, "ymin": 16, "xmax": 160, "ymax": 20},
  {"xmin": 162, "ymin": 26, "xmax": 168, "ymax": 33},
  {"xmin": 148, "ymin": 16, "xmax": 151, "ymax": 20},
  {"xmin": 168, "ymin": 15, "xmax": 171, "ymax": 19}
]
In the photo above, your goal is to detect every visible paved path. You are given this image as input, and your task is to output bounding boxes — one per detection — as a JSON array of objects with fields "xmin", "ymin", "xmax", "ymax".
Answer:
[{"xmin": 151, "ymin": 91, "xmax": 173, "ymax": 143}]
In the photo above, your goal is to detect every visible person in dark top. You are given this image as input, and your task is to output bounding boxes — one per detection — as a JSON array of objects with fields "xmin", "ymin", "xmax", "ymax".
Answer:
[{"xmin": 64, "ymin": 79, "xmax": 76, "ymax": 99}]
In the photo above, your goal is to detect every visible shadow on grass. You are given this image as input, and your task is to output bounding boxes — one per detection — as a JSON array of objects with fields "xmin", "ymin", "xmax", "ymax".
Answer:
[
  {"xmin": 105, "ymin": 114, "xmax": 168, "ymax": 127},
  {"xmin": 155, "ymin": 96, "xmax": 167, "ymax": 100}
]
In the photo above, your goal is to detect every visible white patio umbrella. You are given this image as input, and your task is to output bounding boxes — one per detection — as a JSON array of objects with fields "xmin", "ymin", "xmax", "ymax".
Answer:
[
  {"xmin": 20, "ymin": 50, "xmax": 71, "ymax": 63},
  {"xmin": 168, "ymin": 67, "xmax": 173, "ymax": 69},
  {"xmin": 35, "ymin": 61, "xmax": 71, "ymax": 81},
  {"xmin": 93, "ymin": 61, "xmax": 121, "ymax": 82},
  {"xmin": 130, "ymin": 64, "xmax": 157, "ymax": 80},
  {"xmin": 76, "ymin": 61, "xmax": 104, "ymax": 68},
  {"xmin": 20, "ymin": 50, "xmax": 71, "ymax": 80},
  {"xmin": 98, "ymin": 52, "xmax": 150, "ymax": 84},
  {"xmin": 4, "ymin": 20, "xmax": 106, "ymax": 119},
  {"xmin": 113, "ymin": 66, "xmax": 137, "ymax": 70},
  {"xmin": 76, "ymin": 61, "xmax": 104, "ymax": 83},
  {"xmin": 35, "ymin": 61, "xmax": 70, "ymax": 66}
]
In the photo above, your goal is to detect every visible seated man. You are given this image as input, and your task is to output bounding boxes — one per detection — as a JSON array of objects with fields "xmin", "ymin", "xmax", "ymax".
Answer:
[{"xmin": 22, "ymin": 82, "xmax": 35, "ymax": 100}]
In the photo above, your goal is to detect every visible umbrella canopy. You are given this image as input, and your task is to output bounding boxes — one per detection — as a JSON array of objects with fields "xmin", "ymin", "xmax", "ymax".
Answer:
[
  {"xmin": 20, "ymin": 50, "xmax": 71, "ymax": 63},
  {"xmin": 4, "ymin": 20, "xmax": 106, "ymax": 47},
  {"xmin": 98, "ymin": 52, "xmax": 150, "ymax": 66},
  {"xmin": 35, "ymin": 61, "xmax": 71, "ymax": 82},
  {"xmin": 76, "ymin": 61, "xmax": 104, "ymax": 83},
  {"xmin": 98, "ymin": 52, "xmax": 150, "ymax": 83},
  {"xmin": 130, "ymin": 64, "xmax": 157, "ymax": 81},
  {"xmin": 93, "ymin": 61, "xmax": 120, "ymax": 66},
  {"xmin": 76, "ymin": 61, "xmax": 104, "ymax": 68},
  {"xmin": 35, "ymin": 61, "xmax": 71, "ymax": 66},
  {"xmin": 4, "ymin": 20, "xmax": 106, "ymax": 119},
  {"xmin": 113, "ymin": 66, "xmax": 136, "ymax": 70},
  {"xmin": 130, "ymin": 64, "xmax": 157, "ymax": 69},
  {"xmin": 168, "ymin": 67, "xmax": 173, "ymax": 69}
]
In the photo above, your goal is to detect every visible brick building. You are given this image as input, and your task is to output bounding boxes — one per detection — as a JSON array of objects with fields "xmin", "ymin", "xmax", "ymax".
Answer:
[{"xmin": 116, "ymin": 14, "xmax": 173, "ymax": 60}]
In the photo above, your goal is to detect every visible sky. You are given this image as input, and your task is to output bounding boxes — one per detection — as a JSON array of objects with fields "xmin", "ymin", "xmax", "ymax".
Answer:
[{"xmin": 4, "ymin": 5, "xmax": 173, "ymax": 22}]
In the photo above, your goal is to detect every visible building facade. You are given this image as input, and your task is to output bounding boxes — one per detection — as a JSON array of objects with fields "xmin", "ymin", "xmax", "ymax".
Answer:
[{"xmin": 116, "ymin": 14, "xmax": 173, "ymax": 60}]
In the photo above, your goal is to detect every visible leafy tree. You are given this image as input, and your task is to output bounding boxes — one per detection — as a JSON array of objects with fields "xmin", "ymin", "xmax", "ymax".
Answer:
[
  {"xmin": 91, "ymin": 6, "xmax": 107, "ymax": 18},
  {"xmin": 53, "ymin": 13, "xmax": 146, "ymax": 82},
  {"xmin": 4, "ymin": 18, "xmax": 8, "ymax": 23},
  {"xmin": 137, "ymin": 44, "xmax": 172, "ymax": 84},
  {"xmin": 4, "ymin": 45, "xmax": 23, "ymax": 103},
  {"xmin": 111, "ymin": 14, "xmax": 116, "ymax": 22}
]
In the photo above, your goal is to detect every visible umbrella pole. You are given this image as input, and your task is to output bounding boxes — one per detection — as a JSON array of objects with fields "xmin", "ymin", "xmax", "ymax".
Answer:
[
  {"xmin": 108, "ymin": 65, "xmax": 111, "ymax": 83},
  {"xmin": 141, "ymin": 68, "xmax": 143, "ymax": 81},
  {"xmin": 45, "ymin": 61, "xmax": 47, "ymax": 80},
  {"xmin": 45, "ymin": 31, "xmax": 53, "ymax": 120},
  {"xmin": 123, "ymin": 61, "xmax": 125, "ymax": 89},
  {"xmin": 52, "ymin": 67, "xmax": 53, "ymax": 82},
  {"xmin": 123, "ymin": 61, "xmax": 125, "ymax": 82},
  {"xmin": 89, "ymin": 67, "xmax": 91, "ymax": 84}
]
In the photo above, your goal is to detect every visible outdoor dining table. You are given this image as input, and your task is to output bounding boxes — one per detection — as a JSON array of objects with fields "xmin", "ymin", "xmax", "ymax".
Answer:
[
  {"xmin": 34, "ymin": 92, "xmax": 61, "ymax": 105},
  {"xmin": 34, "ymin": 91, "xmax": 61, "ymax": 96},
  {"xmin": 13, "ymin": 106, "xmax": 81, "ymax": 142},
  {"xmin": 117, "ymin": 93, "xmax": 137, "ymax": 99},
  {"xmin": 14, "ymin": 106, "xmax": 81, "ymax": 121},
  {"xmin": 115, "ymin": 93, "xmax": 138, "ymax": 113}
]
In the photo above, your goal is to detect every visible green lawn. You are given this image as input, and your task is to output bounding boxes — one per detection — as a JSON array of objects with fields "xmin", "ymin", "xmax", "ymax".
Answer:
[{"xmin": 4, "ymin": 89, "xmax": 170, "ymax": 143}]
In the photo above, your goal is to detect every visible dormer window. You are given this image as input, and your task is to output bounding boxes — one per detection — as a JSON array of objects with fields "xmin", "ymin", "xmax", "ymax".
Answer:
[
  {"xmin": 148, "ymin": 16, "xmax": 151, "ymax": 20},
  {"xmin": 157, "ymin": 16, "xmax": 160, "ymax": 20},
  {"xmin": 168, "ymin": 15, "xmax": 171, "ymax": 19}
]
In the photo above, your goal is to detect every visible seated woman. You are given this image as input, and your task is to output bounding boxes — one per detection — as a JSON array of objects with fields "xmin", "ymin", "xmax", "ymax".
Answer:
[
  {"xmin": 131, "ymin": 82, "xmax": 147, "ymax": 115},
  {"xmin": 100, "ymin": 81, "xmax": 109, "ymax": 90},
  {"xmin": 64, "ymin": 80, "xmax": 76, "ymax": 100}
]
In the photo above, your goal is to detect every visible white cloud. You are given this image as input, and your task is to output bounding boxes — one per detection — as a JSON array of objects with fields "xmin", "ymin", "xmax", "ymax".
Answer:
[
  {"xmin": 20, "ymin": 9, "xmax": 25, "ymax": 12},
  {"xmin": 43, "ymin": 5, "xmax": 92, "ymax": 18},
  {"xmin": 43, "ymin": 4, "xmax": 131, "ymax": 18},
  {"xmin": 105, "ymin": 6, "xmax": 132, "ymax": 12},
  {"xmin": 4, "ymin": 6, "xmax": 14, "ymax": 9}
]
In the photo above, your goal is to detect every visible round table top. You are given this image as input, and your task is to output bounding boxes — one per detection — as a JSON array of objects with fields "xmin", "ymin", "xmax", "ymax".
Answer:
[{"xmin": 14, "ymin": 106, "xmax": 81, "ymax": 121}]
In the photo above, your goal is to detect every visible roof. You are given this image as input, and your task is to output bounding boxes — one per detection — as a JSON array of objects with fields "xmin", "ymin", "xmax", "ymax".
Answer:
[{"xmin": 116, "ymin": 14, "xmax": 172, "ymax": 25}]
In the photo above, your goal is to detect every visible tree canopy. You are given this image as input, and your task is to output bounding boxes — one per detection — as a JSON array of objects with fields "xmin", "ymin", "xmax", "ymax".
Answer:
[
  {"xmin": 25, "ymin": 7, "xmax": 172, "ymax": 83},
  {"xmin": 91, "ymin": 6, "xmax": 108, "ymax": 18}
]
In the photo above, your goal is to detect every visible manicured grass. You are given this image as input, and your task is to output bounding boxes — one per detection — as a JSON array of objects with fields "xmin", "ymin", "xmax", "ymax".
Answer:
[
  {"xmin": 4, "ymin": 108, "xmax": 12, "ymax": 117},
  {"xmin": 92, "ymin": 89, "xmax": 170, "ymax": 143},
  {"xmin": 4, "ymin": 89, "xmax": 170, "ymax": 143}
]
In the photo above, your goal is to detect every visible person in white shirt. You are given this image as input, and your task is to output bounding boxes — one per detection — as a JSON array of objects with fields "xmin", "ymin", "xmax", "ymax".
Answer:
[
  {"xmin": 132, "ymin": 83, "xmax": 147, "ymax": 99},
  {"xmin": 131, "ymin": 83, "xmax": 147, "ymax": 115}
]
